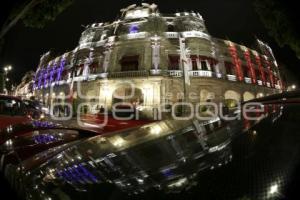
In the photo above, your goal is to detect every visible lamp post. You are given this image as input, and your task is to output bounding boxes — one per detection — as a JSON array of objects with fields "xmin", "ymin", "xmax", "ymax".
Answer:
[{"xmin": 3, "ymin": 65, "xmax": 12, "ymax": 94}]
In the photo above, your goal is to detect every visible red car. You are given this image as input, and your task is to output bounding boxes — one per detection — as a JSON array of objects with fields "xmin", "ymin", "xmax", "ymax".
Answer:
[{"xmin": 0, "ymin": 95, "xmax": 31, "ymax": 129}]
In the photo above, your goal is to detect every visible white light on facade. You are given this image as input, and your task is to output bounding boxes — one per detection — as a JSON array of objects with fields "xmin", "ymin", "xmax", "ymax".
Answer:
[{"xmin": 269, "ymin": 184, "xmax": 278, "ymax": 195}]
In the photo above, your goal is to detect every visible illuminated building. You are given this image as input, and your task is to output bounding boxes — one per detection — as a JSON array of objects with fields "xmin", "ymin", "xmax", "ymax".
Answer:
[{"xmin": 33, "ymin": 3, "xmax": 283, "ymax": 118}]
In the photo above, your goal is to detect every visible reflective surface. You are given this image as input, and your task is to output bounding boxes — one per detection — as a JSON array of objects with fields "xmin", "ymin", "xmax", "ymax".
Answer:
[{"xmin": 1, "ymin": 103, "xmax": 300, "ymax": 200}]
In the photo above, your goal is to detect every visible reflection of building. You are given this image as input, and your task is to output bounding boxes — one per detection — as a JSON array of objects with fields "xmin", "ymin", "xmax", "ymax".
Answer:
[
  {"xmin": 14, "ymin": 71, "xmax": 35, "ymax": 98},
  {"xmin": 26, "ymin": 117, "xmax": 235, "ymax": 198},
  {"xmin": 32, "ymin": 3, "xmax": 283, "ymax": 117}
]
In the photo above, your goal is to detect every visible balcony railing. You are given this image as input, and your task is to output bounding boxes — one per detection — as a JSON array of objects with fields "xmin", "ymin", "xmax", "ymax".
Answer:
[
  {"xmin": 257, "ymin": 80, "xmax": 263, "ymax": 86},
  {"xmin": 181, "ymin": 31, "xmax": 211, "ymax": 40},
  {"xmin": 165, "ymin": 32, "xmax": 179, "ymax": 38},
  {"xmin": 124, "ymin": 32, "xmax": 148, "ymax": 40},
  {"xmin": 108, "ymin": 70, "xmax": 148, "ymax": 78},
  {"xmin": 227, "ymin": 74, "xmax": 237, "ymax": 81},
  {"xmin": 189, "ymin": 70, "xmax": 213, "ymax": 77},
  {"xmin": 150, "ymin": 69, "xmax": 163, "ymax": 75},
  {"xmin": 244, "ymin": 77, "xmax": 252, "ymax": 84},
  {"xmin": 33, "ymin": 69, "xmax": 278, "ymax": 92},
  {"xmin": 216, "ymin": 73, "xmax": 223, "ymax": 78},
  {"xmin": 168, "ymin": 70, "xmax": 183, "ymax": 77},
  {"xmin": 89, "ymin": 73, "xmax": 108, "ymax": 79}
]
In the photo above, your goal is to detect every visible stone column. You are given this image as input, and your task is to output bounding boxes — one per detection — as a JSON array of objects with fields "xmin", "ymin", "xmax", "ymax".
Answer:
[
  {"xmin": 103, "ymin": 48, "xmax": 112, "ymax": 73},
  {"xmin": 151, "ymin": 35, "xmax": 161, "ymax": 70}
]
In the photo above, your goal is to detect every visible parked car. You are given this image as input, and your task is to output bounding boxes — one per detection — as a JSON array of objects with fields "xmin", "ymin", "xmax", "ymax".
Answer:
[{"xmin": 0, "ymin": 95, "xmax": 31, "ymax": 129}]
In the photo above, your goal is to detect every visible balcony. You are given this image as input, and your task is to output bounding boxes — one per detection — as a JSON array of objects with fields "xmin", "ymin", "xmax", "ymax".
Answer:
[
  {"xmin": 257, "ymin": 80, "xmax": 263, "ymax": 86},
  {"xmin": 57, "ymin": 80, "xmax": 67, "ymax": 85},
  {"xmin": 216, "ymin": 73, "xmax": 223, "ymax": 78},
  {"xmin": 189, "ymin": 70, "xmax": 213, "ymax": 78},
  {"xmin": 150, "ymin": 69, "xmax": 163, "ymax": 75},
  {"xmin": 181, "ymin": 31, "xmax": 211, "ymax": 40},
  {"xmin": 124, "ymin": 32, "xmax": 148, "ymax": 40},
  {"xmin": 89, "ymin": 73, "xmax": 108, "ymax": 80},
  {"xmin": 165, "ymin": 32, "xmax": 179, "ymax": 39},
  {"xmin": 244, "ymin": 77, "xmax": 252, "ymax": 84},
  {"xmin": 227, "ymin": 74, "xmax": 237, "ymax": 81},
  {"xmin": 168, "ymin": 70, "xmax": 183, "ymax": 77},
  {"xmin": 109, "ymin": 70, "xmax": 148, "ymax": 78}
]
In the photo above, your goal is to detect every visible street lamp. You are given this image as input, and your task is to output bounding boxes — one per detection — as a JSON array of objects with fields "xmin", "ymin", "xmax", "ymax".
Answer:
[
  {"xmin": 3, "ymin": 65, "xmax": 12, "ymax": 94},
  {"xmin": 4, "ymin": 65, "xmax": 12, "ymax": 73}
]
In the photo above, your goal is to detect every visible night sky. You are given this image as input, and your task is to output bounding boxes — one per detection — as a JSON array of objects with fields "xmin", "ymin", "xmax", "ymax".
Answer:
[{"xmin": 0, "ymin": 0, "xmax": 299, "ymax": 85}]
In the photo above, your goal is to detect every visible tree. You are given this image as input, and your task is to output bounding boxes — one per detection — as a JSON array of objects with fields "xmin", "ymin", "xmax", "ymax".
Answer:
[
  {"xmin": 0, "ymin": 0, "xmax": 73, "ymax": 39},
  {"xmin": 253, "ymin": 0, "xmax": 300, "ymax": 59}
]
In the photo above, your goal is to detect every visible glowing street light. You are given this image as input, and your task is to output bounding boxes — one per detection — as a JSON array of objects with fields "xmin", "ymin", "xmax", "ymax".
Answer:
[
  {"xmin": 291, "ymin": 84, "xmax": 296, "ymax": 90},
  {"xmin": 4, "ymin": 65, "xmax": 12, "ymax": 73},
  {"xmin": 2, "ymin": 65, "xmax": 13, "ymax": 94}
]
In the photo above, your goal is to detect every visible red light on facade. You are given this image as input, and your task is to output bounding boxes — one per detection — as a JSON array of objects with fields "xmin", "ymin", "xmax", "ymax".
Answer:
[
  {"xmin": 244, "ymin": 50, "xmax": 256, "ymax": 84},
  {"xmin": 255, "ymin": 55, "xmax": 266, "ymax": 84},
  {"xmin": 228, "ymin": 44, "xmax": 243, "ymax": 81}
]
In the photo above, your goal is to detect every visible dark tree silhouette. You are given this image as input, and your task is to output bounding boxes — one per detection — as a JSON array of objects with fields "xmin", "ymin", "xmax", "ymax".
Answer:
[
  {"xmin": 0, "ymin": 0, "xmax": 73, "ymax": 39},
  {"xmin": 253, "ymin": 0, "xmax": 300, "ymax": 59}
]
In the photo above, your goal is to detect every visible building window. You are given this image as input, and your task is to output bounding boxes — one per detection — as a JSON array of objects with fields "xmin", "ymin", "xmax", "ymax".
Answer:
[
  {"xmin": 168, "ymin": 55, "xmax": 180, "ymax": 70},
  {"xmin": 255, "ymin": 69, "xmax": 261, "ymax": 80},
  {"xmin": 201, "ymin": 60, "xmax": 208, "ymax": 70},
  {"xmin": 242, "ymin": 65, "xmax": 249, "ymax": 77},
  {"xmin": 225, "ymin": 61, "xmax": 235, "ymax": 75},
  {"xmin": 167, "ymin": 25, "xmax": 175, "ymax": 32},
  {"xmin": 120, "ymin": 55, "xmax": 139, "ymax": 71},
  {"xmin": 191, "ymin": 56, "xmax": 198, "ymax": 70}
]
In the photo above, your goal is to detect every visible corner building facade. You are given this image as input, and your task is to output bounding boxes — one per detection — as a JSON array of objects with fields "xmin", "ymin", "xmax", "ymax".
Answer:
[{"xmin": 33, "ymin": 3, "xmax": 283, "ymax": 118}]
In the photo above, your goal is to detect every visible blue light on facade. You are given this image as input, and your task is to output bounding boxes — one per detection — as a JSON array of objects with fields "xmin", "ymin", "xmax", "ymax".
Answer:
[
  {"xmin": 129, "ymin": 24, "xmax": 139, "ymax": 34},
  {"xmin": 49, "ymin": 64, "xmax": 56, "ymax": 85},
  {"xmin": 44, "ymin": 65, "xmax": 50, "ymax": 88},
  {"xmin": 38, "ymin": 70, "xmax": 43, "ymax": 89},
  {"xmin": 56, "ymin": 59, "xmax": 66, "ymax": 82}
]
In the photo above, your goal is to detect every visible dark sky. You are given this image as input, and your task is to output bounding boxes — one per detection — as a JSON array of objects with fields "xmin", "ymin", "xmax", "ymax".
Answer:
[{"xmin": 0, "ymin": 0, "xmax": 299, "ymax": 85}]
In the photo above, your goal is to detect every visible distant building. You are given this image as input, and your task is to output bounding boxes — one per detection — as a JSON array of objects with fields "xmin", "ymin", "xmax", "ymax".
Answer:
[
  {"xmin": 32, "ymin": 3, "xmax": 283, "ymax": 118},
  {"xmin": 15, "ymin": 71, "xmax": 35, "ymax": 98}
]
